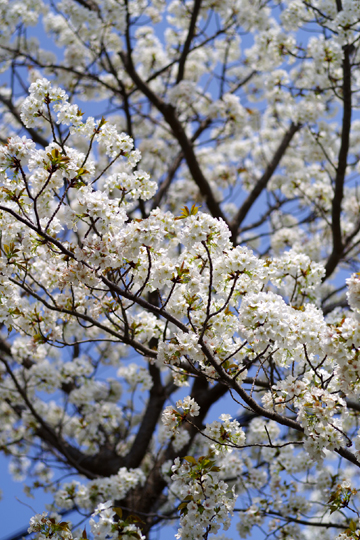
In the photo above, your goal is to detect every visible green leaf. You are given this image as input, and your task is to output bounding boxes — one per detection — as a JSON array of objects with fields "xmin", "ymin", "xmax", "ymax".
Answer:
[
  {"xmin": 113, "ymin": 507, "xmax": 123, "ymax": 519},
  {"xmin": 349, "ymin": 519, "xmax": 357, "ymax": 533},
  {"xmin": 58, "ymin": 522, "xmax": 71, "ymax": 531},
  {"xmin": 76, "ymin": 168, "xmax": 90, "ymax": 178},
  {"xmin": 175, "ymin": 204, "xmax": 200, "ymax": 220},
  {"xmin": 183, "ymin": 456, "xmax": 197, "ymax": 464}
]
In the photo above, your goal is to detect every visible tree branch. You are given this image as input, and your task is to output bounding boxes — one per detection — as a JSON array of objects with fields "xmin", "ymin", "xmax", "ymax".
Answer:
[
  {"xmin": 118, "ymin": 52, "xmax": 228, "ymax": 223},
  {"xmin": 229, "ymin": 122, "xmax": 301, "ymax": 242},
  {"xmin": 324, "ymin": 44, "xmax": 352, "ymax": 280},
  {"xmin": 176, "ymin": 0, "xmax": 202, "ymax": 84},
  {"xmin": 125, "ymin": 363, "xmax": 168, "ymax": 469},
  {"xmin": 0, "ymin": 94, "xmax": 49, "ymax": 148},
  {"xmin": 260, "ymin": 510, "xmax": 348, "ymax": 530},
  {"xmin": 122, "ymin": 376, "xmax": 229, "ymax": 534},
  {"xmin": 1, "ymin": 356, "xmax": 122, "ymax": 479},
  {"xmin": 197, "ymin": 339, "xmax": 360, "ymax": 468}
]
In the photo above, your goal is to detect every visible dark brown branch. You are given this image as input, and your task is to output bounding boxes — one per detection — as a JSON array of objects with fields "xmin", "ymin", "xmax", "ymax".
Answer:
[
  {"xmin": 119, "ymin": 52, "xmax": 228, "ymax": 223},
  {"xmin": 0, "ymin": 204, "xmax": 190, "ymax": 340},
  {"xmin": 229, "ymin": 122, "xmax": 301, "ymax": 242},
  {"xmin": 176, "ymin": 0, "xmax": 202, "ymax": 84},
  {"xmin": 243, "ymin": 376, "xmax": 270, "ymax": 389},
  {"xmin": 151, "ymin": 151, "xmax": 183, "ymax": 209},
  {"xmin": 0, "ymin": 94, "xmax": 49, "ymax": 148},
  {"xmin": 324, "ymin": 45, "xmax": 352, "ymax": 280},
  {"xmin": 35, "ymin": 424, "xmax": 124, "ymax": 478},
  {"xmin": 125, "ymin": 363, "xmax": 167, "ymax": 469},
  {"xmin": 347, "ymin": 399, "xmax": 360, "ymax": 413},
  {"xmin": 123, "ymin": 376, "xmax": 229, "ymax": 533},
  {"xmin": 1, "ymin": 356, "xmax": 118, "ymax": 479},
  {"xmin": 0, "ymin": 336, "xmax": 12, "ymax": 356},
  {"xmin": 151, "ymin": 119, "xmax": 211, "ymax": 210},
  {"xmin": 322, "ymin": 298, "xmax": 349, "ymax": 315},
  {"xmin": 197, "ymin": 339, "xmax": 360, "ymax": 468},
  {"xmin": 72, "ymin": 0, "xmax": 101, "ymax": 13},
  {"xmin": 261, "ymin": 510, "xmax": 348, "ymax": 530}
]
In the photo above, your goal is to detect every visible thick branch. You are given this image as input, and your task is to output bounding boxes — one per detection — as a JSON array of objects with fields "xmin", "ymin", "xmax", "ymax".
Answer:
[
  {"xmin": 72, "ymin": 0, "xmax": 101, "ymax": 13},
  {"xmin": 1, "ymin": 356, "xmax": 124, "ymax": 479},
  {"xmin": 123, "ymin": 377, "xmax": 228, "ymax": 532},
  {"xmin": 119, "ymin": 52, "xmax": 227, "ymax": 223},
  {"xmin": 324, "ymin": 45, "xmax": 352, "ymax": 280},
  {"xmin": 151, "ymin": 119, "xmax": 211, "ymax": 210},
  {"xmin": 35, "ymin": 425, "xmax": 124, "ymax": 478},
  {"xmin": 151, "ymin": 151, "xmax": 183, "ymax": 209},
  {"xmin": 125, "ymin": 363, "xmax": 167, "ymax": 469},
  {"xmin": 176, "ymin": 0, "xmax": 202, "ymax": 83},
  {"xmin": 230, "ymin": 122, "xmax": 301, "ymax": 241},
  {"xmin": 322, "ymin": 298, "xmax": 348, "ymax": 315}
]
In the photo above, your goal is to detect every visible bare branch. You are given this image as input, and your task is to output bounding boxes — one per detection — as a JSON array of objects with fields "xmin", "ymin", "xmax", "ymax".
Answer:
[
  {"xmin": 176, "ymin": 0, "xmax": 202, "ymax": 84},
  {"xmin": 0, "ymin": 94, "xmax": 49, "ymax": 148},
  {"xmin": 324, "ymin": 45, "xmax": 352, "ymax": 280},
  {"xmin": 119, "ymin": 52, "xmax": 228, "ymax": 223},
  {"xmin": 230, "ymin": 122, "xmax": 301, "ymax": 242}
]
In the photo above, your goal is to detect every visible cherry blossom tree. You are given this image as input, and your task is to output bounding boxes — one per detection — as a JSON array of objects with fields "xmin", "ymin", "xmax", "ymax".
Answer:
[{"xmin": 1, "ymin": 1, "xmax": 360, "ymax": 539}]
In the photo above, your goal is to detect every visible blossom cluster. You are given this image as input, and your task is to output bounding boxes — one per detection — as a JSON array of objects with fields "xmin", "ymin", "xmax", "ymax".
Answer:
[{"xmin": 170, "ymin": 456, "xmax": 236, "ymax": 539}]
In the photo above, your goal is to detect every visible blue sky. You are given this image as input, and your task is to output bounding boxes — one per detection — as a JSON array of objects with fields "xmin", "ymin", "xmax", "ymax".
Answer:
[{"xmin": 0, "ymin": 455, "xmax": 50, "ymax": 538}]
